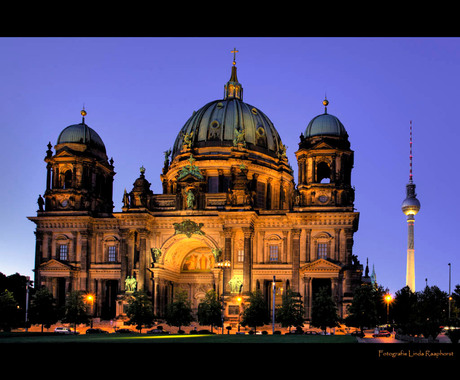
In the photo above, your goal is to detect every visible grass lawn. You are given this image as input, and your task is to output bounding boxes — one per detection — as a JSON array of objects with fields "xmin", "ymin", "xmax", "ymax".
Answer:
[{"xmin": 0, "ymin": 332, "xmax": 357, "ymax": 344}]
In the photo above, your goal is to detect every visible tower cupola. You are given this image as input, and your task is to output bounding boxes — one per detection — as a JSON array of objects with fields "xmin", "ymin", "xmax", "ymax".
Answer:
[{"xmin": 41, "ymin": 109, "xmax": 115, "ymax": 216}]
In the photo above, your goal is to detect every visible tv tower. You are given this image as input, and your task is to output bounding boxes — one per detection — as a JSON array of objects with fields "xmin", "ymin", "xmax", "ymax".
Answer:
[{"xmin": 401, "ymin": 121, "xmax": 421, "ymax": 292}]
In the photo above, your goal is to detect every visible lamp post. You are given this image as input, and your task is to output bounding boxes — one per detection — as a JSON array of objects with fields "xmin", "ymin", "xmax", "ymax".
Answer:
[
  {"xmin": 384, "ymin": 293, "xmax": 393, "ymax": 326},
  {"xmin": 236, "ymin": 295, "xmax": 242, "ymax": 332},
  {"xmin": 216, "ymin": 260, "xmax": 230, "ymax": 334},
  {"xmin": 85, "ymin": 293, "xmax": 95, "ymax": 328},
  {"xmin": 448, "ymin": 263, "xmax": 452, "ymax": 320},
  {"xmin": 272, "ymin": 276, "xmax": 276, "ymax": 335},
  {"xmin": 25, "ymin": 277, "xmax": 30, "ymax": 332}
]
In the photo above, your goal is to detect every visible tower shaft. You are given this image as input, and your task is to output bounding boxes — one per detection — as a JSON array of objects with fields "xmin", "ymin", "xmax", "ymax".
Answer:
[{"xmin": 406, "ymin": 216, "xmax": 415, "ymax": 292}]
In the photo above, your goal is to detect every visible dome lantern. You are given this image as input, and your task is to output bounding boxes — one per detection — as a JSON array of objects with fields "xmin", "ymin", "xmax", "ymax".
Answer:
[{"xmin": 224, "ymin": 48, "xmax": 243, "ymax": 100}]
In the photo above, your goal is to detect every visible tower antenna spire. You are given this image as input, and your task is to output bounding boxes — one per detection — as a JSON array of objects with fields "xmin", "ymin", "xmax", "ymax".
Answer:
[{"xmin": 409, "ymin": 120, "xmax": 413, "ymax": 183}]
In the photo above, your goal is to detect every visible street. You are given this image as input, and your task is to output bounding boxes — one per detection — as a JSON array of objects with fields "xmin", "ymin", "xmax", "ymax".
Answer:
[{"xmin": 357, "ymin": 330, "xmax": 452, "ymax": 343}]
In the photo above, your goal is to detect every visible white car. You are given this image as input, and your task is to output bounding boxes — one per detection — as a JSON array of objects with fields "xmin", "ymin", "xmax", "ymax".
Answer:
[{"xmin": 54, "ymin": 327, "xmax": 78, "ymax": 334}]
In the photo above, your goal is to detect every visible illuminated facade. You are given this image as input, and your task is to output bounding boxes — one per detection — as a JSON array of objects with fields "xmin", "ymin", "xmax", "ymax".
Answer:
[{"xmin": 29, "ymin": 56, "xmax": 363, "ymax": 324}]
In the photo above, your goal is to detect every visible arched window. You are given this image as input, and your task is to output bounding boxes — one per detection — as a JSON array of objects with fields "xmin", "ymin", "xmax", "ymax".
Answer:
[
  {"xmin": 317, "ymin": 162, "xmax": 331, "ymax": 183},
  {"xmin": 265, "ymin": 234, "xmax": 282, "ymax": 263},
  {"xmin": 104, "ymin": 236, "xmax": 119, "ymax": 263},
  {"xmin": 63, "ymin": 170, "xmax": 72, "ymax": 189}
]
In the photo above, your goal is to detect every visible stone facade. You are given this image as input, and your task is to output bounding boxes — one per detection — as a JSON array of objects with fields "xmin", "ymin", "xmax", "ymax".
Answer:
[{"xmin": 29, "ymin": 62, "xmax": 362, "ymax": 323}]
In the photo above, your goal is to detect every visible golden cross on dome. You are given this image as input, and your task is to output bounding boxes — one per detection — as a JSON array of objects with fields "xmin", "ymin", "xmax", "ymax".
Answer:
[{"xmin": 231, "ymin": 48, "xmax": 239, "ymax": 65}]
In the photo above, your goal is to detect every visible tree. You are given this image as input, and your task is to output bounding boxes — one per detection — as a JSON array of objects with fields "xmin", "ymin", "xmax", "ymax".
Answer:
[
  {"xmin": 164, "ymin": 289, "xmax": 194, "ymax": 333},
  {"xmin": 29, "ymin": 287, "xmax": 59, "ymax": 332},
  {"xmin": 345, "ymin": 283, "xmax": 379, "ymax": 332},
  {"xmin": 125, "ymin": 290, "xmax": 155, "ymax": 333},
  {"xmin": 450, "ymin": 284, "xmax": 460, "ymax": 320},
  {"xmin": 240, "ymin": 289, "xmax": 270, "ymax": 333},
  {"xmin": 276, "ymin": 289, "xmax": 304, "ymax": 332},
  {"xmin": 0, "ymin": 289, "xmax": 20, "ymax": 331},
  {"xmin": 393, "ymin": 286, "xmax": 420, "ymax": 336},
  {"xmin": 417, "ymin": 285, "xmax": 448, "ymax": 340},
  {"xmin": 311, "ymin": 287, "xmax": 340, "ymax": 333},
  {"xmin": 197, "ymin": 289, "xmax": 222, "ymax": 333},
  {"xmin": 0, "ymin": 272, "xmax": 33, "ymax": 328},
  {"xmin": 61, "ymin": 290, "xmax": 90, "ymax": 332}
]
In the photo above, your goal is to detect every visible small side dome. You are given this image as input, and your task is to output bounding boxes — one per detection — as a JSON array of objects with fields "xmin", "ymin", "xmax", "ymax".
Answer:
[
  {"xmin": 304, "ymin": 98, "xmax": 348, "ymax": 138},
  {"xmin": 56, "ymin": 109, "xmax": 106, "ymax": 154}
]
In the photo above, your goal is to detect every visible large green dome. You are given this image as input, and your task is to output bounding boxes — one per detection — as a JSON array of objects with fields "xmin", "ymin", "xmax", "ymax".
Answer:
[
  {"xmin": 172, "ymin": 97, "xmax": 284, "ymax": 159},
  {"xmin": 171, "ymin": 64, "xmax": 287, "ymax": 161}
]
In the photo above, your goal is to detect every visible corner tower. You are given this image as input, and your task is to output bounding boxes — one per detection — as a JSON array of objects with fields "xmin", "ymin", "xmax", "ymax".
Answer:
[
  {"xmin": 295, "ymin": 98, "xmax": 355, "ymax": 210},
  {"xmin": 401, "ymin": 121, "xmax": 420, "ymax": 292},
  {"xmin": 42, "ymin": 109, "xmax": 115, "ymax": 216}
]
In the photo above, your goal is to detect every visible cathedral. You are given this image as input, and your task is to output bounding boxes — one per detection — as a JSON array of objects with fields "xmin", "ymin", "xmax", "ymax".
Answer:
[{"xmin": 29, "ymin": 56, "xmax": 363, "ymax": 325}]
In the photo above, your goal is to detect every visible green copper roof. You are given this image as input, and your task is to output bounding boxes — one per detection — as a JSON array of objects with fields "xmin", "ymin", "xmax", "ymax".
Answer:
[
  {"xmin": 57, "ymin": 123, "xmax": 106, "ymax": 153},
  {"xmin": 304, "ymin": 113, "xmax": 348, "ymax": 138}
]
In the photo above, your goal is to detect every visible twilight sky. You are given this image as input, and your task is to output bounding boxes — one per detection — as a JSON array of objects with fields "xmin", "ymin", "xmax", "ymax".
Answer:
[{"xmin": 1, "ymin": 36, "xmax": 458, "ymax": 295}]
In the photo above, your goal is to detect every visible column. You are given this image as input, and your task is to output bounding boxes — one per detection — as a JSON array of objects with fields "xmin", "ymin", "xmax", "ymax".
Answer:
[
  {"xmin": 303, "ymin": 276, "xmax": 312, "ymax": 320},
  {"xmin": 138, "ymin": 230, "xmax": 150, "ymax": 291},
  {"xmin": 291, "ymin": 229, "xmax": 301, "ymax": 293},
  {"xmin": 242, "ymin": 227, "xmax": 253, "ymax": 295},
  {"xmin": 305, "ymin": 229, "xmax": 311, "ymax": 262},
  {"xmin": 223, "ymin": 228, "xmax": 232, "ymax": 295},
  {"xmin": 80, "ymin": 231, "xmax": 89, "ymax": 289},
  {"xmin": 344, "ymin": 229, "xmax": 354, "ymax": 265}
]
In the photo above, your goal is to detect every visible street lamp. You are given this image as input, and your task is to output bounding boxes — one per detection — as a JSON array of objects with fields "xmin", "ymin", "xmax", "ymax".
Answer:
[
  {"xmin": 272, "ymin": 276, "xmax": 276, "ymax": 334},
  {"xmin": 236, "ymin": 295, "xmax": 242, "ymax": 332},
  {"xmin": 216, "ymin": 260, "xmax": 230, "ymax": 334},
  {"xmin": 84, "ymin": 293, "xmax": 95, "ymax": 328},
  {"xmin": 448, "ymin": 263, "xmax": 452, "ymax": 320},
  {"xmin": 25, "ymin": 277, "xmax": 30, "ymax": 333},
  {"xmin": 384, "ymin": 293, "xmax": 393, "ymax": 326}
]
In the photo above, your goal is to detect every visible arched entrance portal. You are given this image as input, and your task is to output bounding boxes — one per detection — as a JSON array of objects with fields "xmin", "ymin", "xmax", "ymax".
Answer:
[{"xmin": 153, "ymin": 233, "xmax": 221, "ymax": 316}]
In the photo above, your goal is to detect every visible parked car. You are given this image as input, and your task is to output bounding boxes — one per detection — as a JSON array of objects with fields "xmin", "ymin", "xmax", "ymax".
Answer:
[
  {"xmin": 54, "ymin": 327, "xmax": 79, "ymax": 334},
  {"xmin": 372, "ymin": 330, "xmax": 391, "ymax": 337},
  {"xmin": 350, "ymin": 330, "xmax": 365, "ymax": 338},
  {"xmin": 115, "ymin": 328, "xmax": 135, "ymax": 334},
  {"xmin": 285, "ymin": 329, "xmax": 304, "ymax": 335},
  {"xmin": 85, "ymin": 328, "xmax": 109, "ymax": 334},
  {"xmin": 147, "ymin": 328, "xmax": 170, "ymax": 334}
]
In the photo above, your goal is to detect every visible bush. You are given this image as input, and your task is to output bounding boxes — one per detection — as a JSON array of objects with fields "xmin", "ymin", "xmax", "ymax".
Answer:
[{"xmin": 446, "ymin": 329, "xmax": 460, "ymax": 344}]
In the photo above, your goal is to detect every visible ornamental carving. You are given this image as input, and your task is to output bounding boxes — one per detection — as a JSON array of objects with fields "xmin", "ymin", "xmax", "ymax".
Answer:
[
  {"xmin": 177, "ymin": 154, "xmax": 203, "ymax": 181},
  {"xmin": 173, "ymin": 219, "xmax": 205, "ymax": 238}
]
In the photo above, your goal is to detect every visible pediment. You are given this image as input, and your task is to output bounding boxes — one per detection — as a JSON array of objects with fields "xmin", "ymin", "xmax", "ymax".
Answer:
[
  {"xmin": 177, "ymin": 172, "xmax": 204, "ymax": 183},
  {"xmin": 312, "ymin": 141, "xmax": 334, "ymax": 150},
  {"xmin": 39, "ymin": 259, "xmax": 73, "ymax": 272},
  {"xmin": 301, "ymin": 258, "xmax": 342, "ymax": 273},
  {"xmin": 54, "ymin": 149, "xmax": 76, "ymax": 158}
]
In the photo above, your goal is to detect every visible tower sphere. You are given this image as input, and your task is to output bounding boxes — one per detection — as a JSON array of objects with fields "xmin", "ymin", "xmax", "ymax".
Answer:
[{"xmin": 401, "ymin": 196, "xmax": 421, "ymax": 216}]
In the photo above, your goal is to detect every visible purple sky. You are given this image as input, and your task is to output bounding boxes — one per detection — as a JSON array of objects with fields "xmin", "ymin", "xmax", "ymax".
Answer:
[{"xmin": 1, "ymin": 37, "xmax": 459, "ymax": 295}]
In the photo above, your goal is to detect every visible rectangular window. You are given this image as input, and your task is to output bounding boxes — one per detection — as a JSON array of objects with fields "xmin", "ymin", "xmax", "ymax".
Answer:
[
  {"xmin": 108, "ymin": 246, "xmax": 117, "ymax": 262},
  {"xmin": 317, "ymin": 243, "xmax": 328, "ymax": 259},
  {"xmin": 207, "ymin": 176, "xmax": 219, "ymax": 193},
  {"xmin": 237, "ymin": 249, "xmax": 244, "ymax": 263},
  {"xmin": 59, "ymin": 244, "xmax": 68, "ymax": 261},
  {"xmin": 269, "ymin": 245, "xmax": 279, "ymax": 262},
  {"xmin": 228, "ymin": 305, "xmax": 240, "ymax": 315}
]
